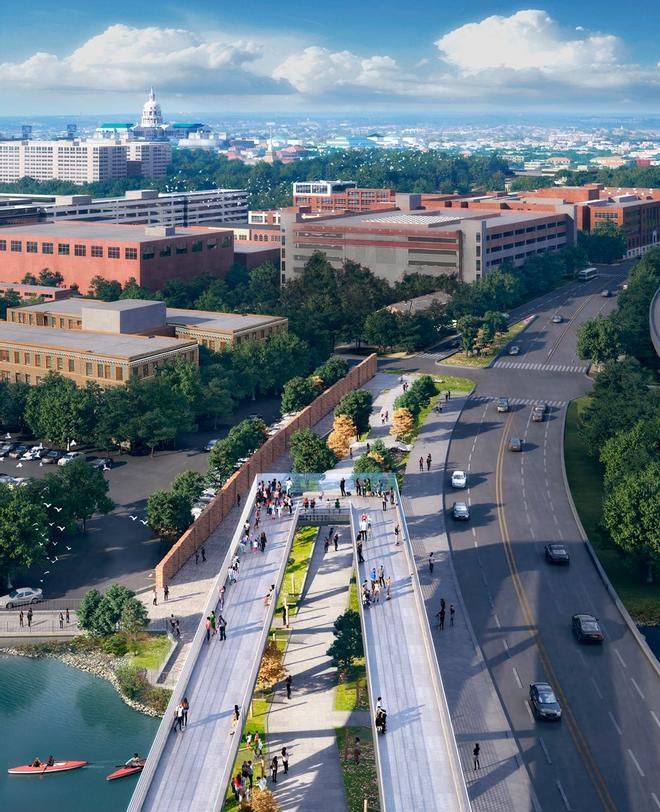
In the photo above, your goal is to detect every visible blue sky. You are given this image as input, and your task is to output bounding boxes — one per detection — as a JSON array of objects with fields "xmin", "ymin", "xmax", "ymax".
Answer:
[{"xmin": 1, "ymin": 1, "xmax": 658, "ymax": 114}]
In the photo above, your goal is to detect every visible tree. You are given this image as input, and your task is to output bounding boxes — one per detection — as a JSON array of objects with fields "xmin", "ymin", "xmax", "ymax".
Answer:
[
  {"xmin": 396, "ymin": 311, "xmax": 437, "ymax": 352},
  {"xmin": 603, "ymin": 463, "xmax": 660, "ymax": 582},
  {"xmin": 600, "ymin": 417, "xmax": 660, "ymax": 490},
  {"xmin": 256, "ymin": 640, "xmax": 286, "ymax": 691},
  {"xmin": 38, "ymin": 268, "xmax": 64, "ymax": 287},
  {"xmin": 120, "ymin": 597, "xmax": 150, "ymax": 636},
  {"xmin": 246, "ymin": 789, "xmax": 281, "ymax": 812},
  {"xmin": 172, "ymin": 470, "xmax": 206, "ymax": 504},
  {"xmin": 289, "ymin": 428, "xmax": 337, "ymax": 473},
  {"xmin": 146, "ymin": 490, "xmax": 193, "ymax": 540},
  {"xmin": 77, "ymin": 589, "xmax": 104, "ymax": 634},
  {"xmin": 363, "ymin": 308, "xmax": 399, "ymax": 350},
  {"xmin": 456, "ymin": 315, "xmax": 483, "ymax": 355},
  {"xmin": 120, "ymin": 277, "xmax": 152, "ymax": 299},
  {"xmin": 280, "ymin": 376, "xmax": 319, "ymax": 414},
  {"xmin": 327, "ymin": 414, "xmax": 356, "ymax": 458},
  {"xmin": 334, "ymin": 390, "xmax": 373, "ymax": 435},
  {"xmin": 576, "ymin": 315, "xmax": 623, "ymax": 364},
  {"xmin": 25, "ymin": 374, "xmax": 102, "ymax": 447},
  {"xmin": 0, "ymin": 482, "xmax": 47, "ymax": 580},
  {"xmin": 614, "ymin": 249, "xmax": 660, "ymax": 366},
  {"xmin": 0, "ymin": 380, "xmax": 30, "ymax": 429},
  {"xmin": 77, "ymin": 584, "xmax": 147, "ymax": 637},
  {"xmin": 201, "ymin": 376, "xmax": 234, "ymax": 428},
  {"xmin": 88, "ymin": 276, "xmax": 122, "ymax": 301},
  {"xmin": 354, "ymin": 439, "xmax": 396, "ymax": 473},
  {"xmin": 326, "ymin": 609, "xmax": 363, "ymax": 671},
  {"xmin": 21, "ymin": 272, "xmax": 38, "ymax": 285},
  {"xmin": 314, "ymin": 356, "xmax": 349, "ymax": 389},
  {"xmin": 0, "ymin": 288, "xmax": 21, "ymax": 320},
  {"xmin": 578, "ymin": 221, "xmax": 627, "ymax": 264},
  {"xmin": 55, "ymin": 458, "xmax": 114, "ymax": 531},
  {"xmin": 391, "ymin": 407, "xmax": 414, "ymax": 439}
]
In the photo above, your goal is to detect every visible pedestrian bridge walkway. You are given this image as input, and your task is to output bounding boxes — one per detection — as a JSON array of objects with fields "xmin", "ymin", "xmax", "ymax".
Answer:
[
  {"xmin": 350, "ymin": 498, "xmax": 470, "ymax": 812},
  {"xmin": 129, "ymin": 480, "xmax": 300, "ymax": 812}
]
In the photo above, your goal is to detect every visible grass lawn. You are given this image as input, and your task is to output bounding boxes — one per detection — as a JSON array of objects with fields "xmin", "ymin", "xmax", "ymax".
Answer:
[
  {"xmin": 441, "ymin": 319, "xmax": 530, "ymax": 368},
  {"xmin": 224, "ymin": 693, "xmax": 271, "ymax": 810},
  {"xmin": 335, "ymin": 726, "xmax": 380, "ymax": 812},
  {"xmin": 126, "ymin": 633, "xmax": 171, "ymax": 670},
  {"xmin": 565, "ymin": 398, "xmax": 660, "ymax": 624},
  {"xmin": 335, "ymin": 577, "xmax": 369, "ymax": 712},
  {"xmin": 277, "ymin": 525, "xmax": 318, "ymax": 617}
]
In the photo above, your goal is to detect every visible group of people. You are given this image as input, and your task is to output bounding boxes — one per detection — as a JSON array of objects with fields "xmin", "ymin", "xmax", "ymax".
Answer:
[
  {"xmin": 255, "ymin": 479, "xmax": 294, "ymax": 521},
  {"xmin": 173, "ymin": 697, "xmax": 190, "ymax": 731},
  {"xmin": 418, "ymin": 453, "xmax": 432, "ymax": 472},
  {"xmin": 205, "ymin": 610, "xmax": 227, "ymax": 642},
  {"xmin": 375, "ymin": 696, "xmax": 388, "ymax": 733},
  {"xmin": 435, "ymin": 597, "xmax": 455, "ymax": 629},
  {"xmin": 323, "ymin": 527, "xmax": 340, "ymax": 553},
  {"xmin": 362, "ymin": 565, "xmax": 391, "ymax": 605}
]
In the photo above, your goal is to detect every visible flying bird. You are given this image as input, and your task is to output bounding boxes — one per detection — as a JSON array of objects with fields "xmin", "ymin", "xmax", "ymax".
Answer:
[
  {"xmin": 16, "ymin": 462, "xmax": 23, "ymax": 468},
  {"xmin": 44, "ymin": 502, "xmax": 52, "ymax": 508},
  {"xmin": 57, "ymin": 526, "xmax": 65, "ymax": 532},
  {"xmin": 53, "ymin": 556, "xmax": 59, "ymax": 562},
  {"xmin": 43, "ymin": 570, "xmax": 50, "ymax": 575},
  {"xmin": 48, "ymin": 522, "xmax": 54, "ymax": 527},
  {"xmin": 129, "ymin": 515, "xmax": 138, "ymax": 521},
  {"xmin": 140, "ymin": 519, "xmax": 148, "ymax": 525},
  {"xmin": 5, "ymin": 432, "xmax": 11, "ymax": 440},
  {"xmin": 65, "ymin": 546, "xmax": 72, "ymax": 551},
  {"xmin": 54, "ymin": 507, "xmax": 62, "ymax": 512},
  {"xmin": 51, "ymin": 541, "xmax": 58, "ymax": 547}
]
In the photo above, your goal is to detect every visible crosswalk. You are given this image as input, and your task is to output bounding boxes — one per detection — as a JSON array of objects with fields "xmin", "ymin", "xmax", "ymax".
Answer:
[
  {"xmin": 470, "ymin": 395, "xmax": 568, "ymax": 408},
  {"xmin": 492, "ymin": 360, "xmax": 589, "ymax": 374},
  {"xmin": 417, "ymin": 350, "xmax": 453, "ymax": 361}
]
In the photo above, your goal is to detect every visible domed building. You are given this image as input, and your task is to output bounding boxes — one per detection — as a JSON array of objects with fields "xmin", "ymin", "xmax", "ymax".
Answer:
[{"xmin": 133, "ymin": 88, "xmax": 166, "ymax": 140}]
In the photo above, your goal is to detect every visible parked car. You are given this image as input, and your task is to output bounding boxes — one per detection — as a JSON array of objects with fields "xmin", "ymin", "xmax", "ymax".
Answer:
[
  {"xmin": 90, "ymin": 457, "xmax": 113, "ymax": 470},
  {"xmin": 41, "ymin": 450, "xmax": 63, "ymax": 465},
  {"xmin": 508, "ymin": 345, "xmax": 520, "ymax": 356},
  {"xmin": 508, "ymin": 437, "xmax": 523, "ymax": 452},
  {"xmin": 545, "ymin": 543, "xmax": 570, "ymax": 564},
  {"xmin": 452, "ymin": 502, "xmax": 470, "ymax": 521},
  {"xmin": 572, "ymin": 613, "xmax": 604, "ymax": 643},
  {"xmin": 552, "ymin": 314, "xmax": 563, "ymax": 324},
  {"xmin": 0, "ymin": 473, "xmax": 16, "ymax": 485},
  {"xmin": 0, "ymin": 442, "xmax": 18, "ymax": 458},
  {"xmin": 8, "ymin": 444, "xmax": 29, "ymax": 459},
  {"xmin": 22, "ymin": 446, "xmax": 49, "ymax": 461},
  {"xmin": 601, "ymin": 289, "xmax": 610, "ymax": 298},
  {"xmin": 529, "ymin": 682, "xmax": 562, "ymax": 721},
  {"xmin": 496, "ymin": 397, "xmax": 509, "ymax": 413},
  {"xmin": 451, "ymin": 470, "xmax": 467, "ymax": 489},
  {"xmin": 58, "ymin": 451, "xmax": 84, "ymax": 466},
  {"xmin": 0, "ymin": 587, "xmax": 43, "ymax": 609},
  {"xmin": 203, "ymin": 438, "xmax": 219, "ymax": 452}
]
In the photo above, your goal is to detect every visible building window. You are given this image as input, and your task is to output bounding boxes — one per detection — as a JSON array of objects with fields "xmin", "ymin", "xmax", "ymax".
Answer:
[
  {"xmin": 160, "ymin": 246, "xmax": 171, "ymax": 257},
  {"xmin": 0, "ymin": 240, "xmax": 6, "ymax": 251},
  {"xmin": 175, "ymin": 244, "xmax": 188, "ymax": 255},
  {"xmin": 26, "ymin": 241, "xmax": 38, "ymax": 253},
  {"xmin": 222, "ymin": 236, "xmax": 231, "ymax": 248},
  {"xmin": 91, "ymin": 245, "xmax": 103, "ymax": 257},
  {"xmin": 191, "ymin": 240, "xmax": 203, "ymax": 252},
  {"xmin": 476, "ymin": 260, "xmax": 481, "ymax": 271},
  {"xmin": 115, "ymin": 366, "xmax": 123, "ymax": 381},
  {"xmin": 68, "ymin": 358, "xmax": 75, "ymax": 372},
  {"xmin": 45, "ymin": 355, "xmax": 52, "ymax": 369},
  {"xmin": 24, "ymin": 352, "xmax": 30, "ymax": 364},
  {"xmin": 10, "ymin": 240, "xmax": 22, "ymax": 252},
  {"xmin": 57, "ymin": 357, "xmax": 63, "ymax": 370},
  {"xmin": 108, "ymin": 247, "xmax": 120, "ymax": 259},
  {"xmin": 42, "ymin": 242, "xmax": 54, "ymax": 254},
  {"xmin": 74, "ymin": 244, "xmax": 86, "ymax": 257},
  {"xmin": 97, "ymin": 363, "xmax": 104, "ymax": 378},
  {"xmin": 476, "ymin": 233, "xmax": 481, "ymax": 242},
  {"xmin": 13, "ymin": 351, "xmax": 19, "ymax": 364},
  {"xmin": 125, "ymin": 248, "xmax": 137, "ymax": 260},
  {"xmin": 142, "ymin": 248, "xmax": 155, "ymax": 260},
  {"xmin": 85, "ymin": 362, "xmax": 93, "ymax": 376},
  {"xmin": 58, "ymin": 243, "xmax": 70, "ymax": 255},
  {"xmin": 207, "ymin": 239, "xmax": 217, "ymax": 250},
  {"xmin": 34, "ymin": 354, "xmax": 41, "ymax": 367}
]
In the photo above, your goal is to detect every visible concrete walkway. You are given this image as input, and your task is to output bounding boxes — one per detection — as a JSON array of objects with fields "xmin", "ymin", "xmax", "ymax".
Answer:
[
  {"xmin": 401, "ymin": 395, "xmax": 536, "ymax": 812},
  {"xmin": 267, "ymin": 527, "xmax": 353, "ymax": 812}
]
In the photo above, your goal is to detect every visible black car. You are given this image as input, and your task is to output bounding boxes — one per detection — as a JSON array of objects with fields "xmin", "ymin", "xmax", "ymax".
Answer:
[
  {"xmin": 508, "ymin": 437, "xmax": 523, "ymax": 452},
  {"xmin": 0, "ymin": 442, "xmax": 18, "ymax": 458},
  {"xmin": 452, "ymin": 502, "xmax": 470, "ymax": 521},
  {"xmin": 572, "ymin": 613, "xmax": 604, "ymax": 643},
  {"xmin": 529, "ymin": 682, "xmax": 562, "ymax": 720},
  {"xmin": 41, "ymin": 450, "xmax": 63, "ymax": 465},
  {"xmin": 90, "ymin": 457, "xmax": 113, "ymax": 470},
  {"xmin": 545, "ymin": 543, "xmax": 570, "ymax": 564},
  {"xmin": 8, "ymin": 444, "xmax": 29, "ymax": 459}
]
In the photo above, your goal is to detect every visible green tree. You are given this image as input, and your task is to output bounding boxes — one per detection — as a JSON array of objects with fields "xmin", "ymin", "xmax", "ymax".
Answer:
[
  {"xmin": 335, "ymin": 390, "xmax": 373, "ymax": 435},
  {"xmin": 576, "ymin": 315, "xmax": 623, "ymax": 364},
  {"xmin": 24, "ymin": 374, "xmax": 102, "ymax": 447},
  {"xmin": 21, "ymin": 272, "xmax": 38, "ymax": 285},
  {"xmin": 578, "ymin": 221, "xmax": 627, "ymax": 264},
  {"xmin": 0, "ymin": 288, "xmax": 21, "ymax": 320},
  {"xmin": 289, "ymin": 428, "xmax": 337, "ymax": 473},
  {"xmin": 119, "ymin": 277, "xmax": 152, "ymax": 299},
  {"xmin": 614, "ymin": 249, "xmax": 660, "ymax": 365},
  {"xmin": 326, "ymin": 609, "xmax": 363, "ymax": 671},
  {"xmin": 313, "ymin": 356, "xmax": 349, "ymax": 388},
  {"xmin": 88, "ymin": 276, "xmax": 122, "ymax": 300},
  {"xmin": 353, "ymin": 439, "xmax": 397, "ymax": 473},
  {"xmin": 77, "ymin": 589, "xmax": 104, "ymax": 634},
  {"xmin": 0, "ymin": 482, "xmax": 48, "ymax": 580},
  {"xmin": 281, "ymin": 376, "xmax": 319, "ymax": 414},
  {"xmin": 363, "ymin": 308, "xmax": 399, "ymax": 350},
  {"xmin": 201, "ymin": 376, "xmax": 234, "ymax": 428},
  {"xmin": 78, "ymin": 584, "xmax": 146, "ymax": 637},
  {"xmin": 146, "ymin": 489, "xmax": 193, "ymax": 540},
  {"xmin": 38, "ymin": 268, "xmax": 64, "ymax": 287},
  {"xmin": 600, "ymin": 417, "xmax": 660, "ymax": 489},
  {"xmin": 172, "ymin": 470, "xmax": 206, "ymax": 504},
  {"xmin": 456, "ymin": 315, "xmax": 483, "ymax": 355},
  {"xmin": 55, "ymin": 458, "xmax": 114, "ymax": 531},
  {"xmin": 120, "ymin": 598, "xmax": 149, "ymax": 635},
  {"xmin": 603, "ymin": 463, "xmax": 660, "ymax": 582},
  {"xmin": 0, "ymin": 380, "xmax": 30, "ymax": 429}
]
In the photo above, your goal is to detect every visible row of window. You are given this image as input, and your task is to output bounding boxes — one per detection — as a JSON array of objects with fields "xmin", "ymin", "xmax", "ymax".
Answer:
[{"xmin": 0, "ymin": 238, "xmax": 228, "ymax": 258}]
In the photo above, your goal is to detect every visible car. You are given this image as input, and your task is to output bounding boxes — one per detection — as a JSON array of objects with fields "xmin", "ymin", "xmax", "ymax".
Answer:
[
  {"xmin": 0, "ymin": 442, "xmax": 18, "ymax": 458},
  {"xmin": 57, "ymin": 451, "xmax": 84, "ymax": 466},
  {"xmin": 41, "ymin": 450, "xmax": 63, "ymax": 465},
  {"xmin": 532, "ymin": 407, "xmax": 544, "ymax": 422},
  {"xmin": 90, "ymin": 457, "xmax": 113, "ymax": 470},
  {"xmin": 452, "ymin": 501, "xmax": 470, "ymax": 521},
  {"xmin": 203, "ymin": 438, "xmax": 219, "ymax": 452},
  {"xmin": 508, "ymin": 437, "xmax": 523, "ymax": 452},
  {"xmin": 552, "ymin": 314, "xmax": 563, "ymax": 324},
  {"xmin": 451, "ymin": 470, "xmax": 467, "ymax": 488},
  {"xmin": 529, "ymin": 682, "xmax": 562, "ymax": 721},
  {"xmin": 0, "ymin": 473, "xmax": 16, "ymax": 485},
  {"xmin": 545, "ymin": 543, "xmax": 570, "ymax": 564},
  {"xmin": 0, "ymin": 587, "xmax": 43, "ymax": 609},
  {"xmin": 496, "ymin": 397, "xmax": 509, "ymax": 413},
  {"xmin": 8, "ymin": 444, "xmax": 29, "ymax": 459},
  {"xmin": 448, "ymin": 337, "xmax": 461, "ymax": 349},
  {"xmin": 572, "ymin": 613, "xmax": 604, "ymax": 643},
  {"xmin": 21, "ymin": 446, "xmax": 49, "ymax": 461},
  {"xmin": 508, "ymin": 345, "xmax": 520, "ymax": 356},
  {"xmin": 601, "ymin": 289, "xmax": 610, "ymax": 298}
]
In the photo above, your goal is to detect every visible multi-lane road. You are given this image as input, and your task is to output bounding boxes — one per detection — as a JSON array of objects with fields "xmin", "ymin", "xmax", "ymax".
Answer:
[{"xmin": 385, "ymin": 263, "xmax": 660, "ymax": 811}]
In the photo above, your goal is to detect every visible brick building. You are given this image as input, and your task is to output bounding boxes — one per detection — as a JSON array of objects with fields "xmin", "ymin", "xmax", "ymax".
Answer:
[
  {"xmin": 0, "ymin": 222, "xmax": 234, "ymax": 293},
  {"xmin": 0, "ymin": 281, "xmax": 75, "ymax": 302},
  {"xmin": 292, "ymin": 180, "xmax": 398, "ymax": 213}
]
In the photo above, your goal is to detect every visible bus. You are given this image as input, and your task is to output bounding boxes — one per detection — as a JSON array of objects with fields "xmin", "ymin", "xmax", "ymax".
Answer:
[{"xmin": 578, "ymin": 267, "xmax": 598, "ymax": 282}]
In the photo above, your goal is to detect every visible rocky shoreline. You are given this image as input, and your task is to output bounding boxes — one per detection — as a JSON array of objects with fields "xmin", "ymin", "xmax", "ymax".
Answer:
[{"xmin": 0, "ymin": 646, "xmax": 164, "ymax": 718}]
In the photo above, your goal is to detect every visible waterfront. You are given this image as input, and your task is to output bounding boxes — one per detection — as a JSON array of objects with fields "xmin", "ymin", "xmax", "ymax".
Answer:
[{"xmin": 0, "ymin": 655, "xmax": 158, "ymax": 811}]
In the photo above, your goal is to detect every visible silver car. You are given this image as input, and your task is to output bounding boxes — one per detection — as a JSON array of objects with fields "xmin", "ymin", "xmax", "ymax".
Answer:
[{"xmin": 0, "ymin": 587, "xmax": 43, "ymax": 609}]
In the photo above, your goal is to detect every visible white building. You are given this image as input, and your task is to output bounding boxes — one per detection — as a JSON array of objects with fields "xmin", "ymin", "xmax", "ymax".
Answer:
[{"xmin": 0, "ymin": 139, "xmax": 128, "ymax": 184}]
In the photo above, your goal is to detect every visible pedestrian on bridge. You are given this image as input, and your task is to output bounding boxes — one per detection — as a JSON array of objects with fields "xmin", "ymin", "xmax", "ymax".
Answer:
[
  {"xmin": 270, "ymin": 755, "xmax": 279, "ymax": 783},
  {"xmin": 378, "ymin": 565, "xmax": 385, "ymax": 586},
  {"xmin": 419, "ymin": 456, "xmax": 424, "ymax": 472},
  {"xmin": 394, "ymin": 524, "xmax": 400, "ymax": 545},
  {"xmin": 281, "ymin": 747, "xmax": 289, "ymax": 775},
  {"xmin": 385, "ymin": 575, "xmax": 391, "ymax": 600},
  {"xmin": 219, "ymin": 585, "xmax": 225, "ymax": 611},
  {"xmin": 473, "ymin": 743, "xmax": 480, "ymax": 769},
  {"xmin": 19, "ymin": 609, "xmax": 24, "ymax": 628},
  {"xmin": 65, "ymin": 607, "xmax": 70, "ymax": 624},
  {"xmin": 164, "ymin": 584, "xmax": 169, "ymax": 601},
  {"xmin": 264, "ymin": 584, "xmax": 275, "ymax": 606},
  {"xmin": 340, "ymin": 477, "xmax": 346, "ymax": 497},
  {"xmin": 426, "ymin": 453, "xmax": 432, "ymax": 471},
  {"xmin": 285, "ymin": 674, "xmax": 292, "ymax": 699},
  {"xmin": 260, "ymin": 531, "xmax": 267, "ymax": 552},
  {"xmin": 230, "ymin": 704, "xmax": 240, "ymax": 735},
  {"xmin": 27, "ymin": 607, "xmax": 33, "ymax": 628},
  {"xmin": 357, "ymin": 538, "xmax": 364, "ymax": 563},
  {"xmin": 218, "ymin": 615, "xmax": 227, "ymax": 641},
  {"xmin": 333, "ymin": 533, "xmax": 339, "ymax": 551},
  {"xmin": 450, "ymin": 604, "xmax": 455, "ymax": 626},
  {"xmin": 429, "ymin": 552, "xmax": 434, "ymax": 574}
]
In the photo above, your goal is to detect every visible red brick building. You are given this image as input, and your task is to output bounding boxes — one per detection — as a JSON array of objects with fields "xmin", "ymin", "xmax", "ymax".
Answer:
[{"xmin": 0, "ymin": 222, "xmax": 234, "ymax": 293}]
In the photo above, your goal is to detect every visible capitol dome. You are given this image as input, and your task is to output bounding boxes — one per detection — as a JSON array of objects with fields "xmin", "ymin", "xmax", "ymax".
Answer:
[{"xmin": 140, "ymin": 88, "xmax": 163, "ymax": 128}]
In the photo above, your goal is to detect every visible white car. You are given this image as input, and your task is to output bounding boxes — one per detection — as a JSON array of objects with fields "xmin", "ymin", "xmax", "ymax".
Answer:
[
  {"xmin": 451, "ymin": 470, "xmax": 467, "ymax": 488},
  {"xmin": 508, "ymin": 345, "xmax": 520, "ymax": 356},
  {"xmin": 0, "ymin": 587, "xmax": 43, "ymax": 609},
  {"xmin": 58, "ymin": 451, "xmax": 84, "ymax": 466},
  {"xmin": 21, "ymin": 446, "xmax": 47, "ymax": 461},
  {"xmin": 552, "ymin": 314, "xmax": 563, "ymax": 324}
]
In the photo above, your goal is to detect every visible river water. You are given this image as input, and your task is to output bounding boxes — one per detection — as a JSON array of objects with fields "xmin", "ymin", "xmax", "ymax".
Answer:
[{"xmin": 0, "ymin": 655, "xmax": 158, "ymax": 811}]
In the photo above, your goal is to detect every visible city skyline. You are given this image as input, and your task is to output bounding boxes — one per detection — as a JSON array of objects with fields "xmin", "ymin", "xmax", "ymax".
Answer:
[{"xmin": 1, "ymin": 3, "xmax": 658, "ymax": 114}]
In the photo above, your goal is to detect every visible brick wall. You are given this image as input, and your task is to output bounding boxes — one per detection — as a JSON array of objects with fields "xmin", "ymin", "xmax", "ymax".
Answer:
[{"xmin": 155, "ymin": 353, "xmax": 378, "ymax": 588}]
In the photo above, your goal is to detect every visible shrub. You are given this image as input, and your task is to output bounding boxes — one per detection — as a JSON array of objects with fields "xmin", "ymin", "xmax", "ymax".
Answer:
[
  {"xmin": 327, "ymin": 414, "xmax": 357, "ymax": 458},
  {"xmin": 116, "ymin": 665, "xmax": 148, "ymax": 700},
  {"xmin": 102, "ymin": 634, "xmax": 129, "ymax": 657},
  {"xmin": 327, "ymin": 609, "xmax": 363, "ymax": 671},
  {"xmin": 256, "ymin": 640, "xmax": 286, "ymax": 692},
  {"xmin": 391, "ymin": 407, "xmax": 414, "ymax": 440},
  {"xmin": 290, "ymin": 428, "xmax": 337, "ymax": 473},
  {"xmin": 335, "ymin": 389, "xmax": 373, "ymax": 435}
]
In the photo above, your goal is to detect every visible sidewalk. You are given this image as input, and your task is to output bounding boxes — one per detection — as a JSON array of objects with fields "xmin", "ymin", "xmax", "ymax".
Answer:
[
  {"xmin": 401, "ymin": 395, "xmax": 536, "ymax": 812},
  {"xmin": 267, "ymin": 527, "xmax": 353, "ymax": 812}
]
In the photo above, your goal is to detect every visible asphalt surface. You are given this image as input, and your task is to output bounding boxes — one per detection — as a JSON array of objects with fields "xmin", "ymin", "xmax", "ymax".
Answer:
[{"xmin": 383, "ymin": 263, "xmax": 660, "ymax": 812}]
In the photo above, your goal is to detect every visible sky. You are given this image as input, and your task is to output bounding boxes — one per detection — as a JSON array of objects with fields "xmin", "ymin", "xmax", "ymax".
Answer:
[{"xmin": 0, "ymin": 1, "xmax": 658, "ymax": 115}]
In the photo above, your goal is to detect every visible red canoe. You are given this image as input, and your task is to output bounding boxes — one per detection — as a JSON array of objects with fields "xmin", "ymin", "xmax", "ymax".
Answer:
[
  {"xmin": 106, "ymin": 763, "xmax": 145, "ymax": 781},
  {"xmin": 8, "ymin": 760, "xmax": 87, "ymax": 775}
]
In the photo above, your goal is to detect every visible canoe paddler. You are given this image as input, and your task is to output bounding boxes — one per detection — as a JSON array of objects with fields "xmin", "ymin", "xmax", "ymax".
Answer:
[{"xmin": 125, "ymin": 753, "xmax": 141, "ymax": 767}]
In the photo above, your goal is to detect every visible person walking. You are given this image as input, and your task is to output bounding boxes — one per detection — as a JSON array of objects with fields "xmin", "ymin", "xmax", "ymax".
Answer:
[
  {"xmin": 218, "ymin": 614, "xmax": 227, "ymax": 641},
  {"xmin": 205, "ymin": 616, "xmax": 211, "ymax": 643},
  {"xmin": 182, "ymin": 696, "xmax": 189, "ymax": 727},
  {"xmin": 175, "ymin": 619, "xmax": 181, "ymax": 638},
  {"xmin": 174, "ymin": 702, "xmax": 184, "ymax": 732},
  {"xmin": 353, "ymin": 736, "xmax": 361, "ymax": 765},
  {"xmin": 373, "ymin": 580, "xmax": 381, "ymax": 603},
  {"xmin": 394, "ymin": 524, "xmax": 400, "ymax": 545},
  {"xmin": 201, "ymin": 546, "xmax": 206, "ymax": 563},
  {"xmin": 473, "ymin": 743, "xmax": 480, "ymax": 770},
  {"xmin": 230, "ymin": 704, "xmax": 240, "ymax": 735},
  {"xmin": 378, "ymin": 565, "xmax": 385, "ymax": 586},
  {"xmin": 285, "ymin": 674, "xmax": 292, "ymax": 700},
  {"xmin": 270, "ymin": 755, "xmax": 279, "ymax": 783},
  {"xmin": 439, "ymin": 608, "xmax": 446, "ymax": 630},
  {"xmin": 152, "ymin": 588, "xmax": 157, "ymax": 606},
  {"xmin": 357, "ymin": 539, "xmax": 365, "ymax": 563},
  {"xmin": 370, "ymin": 567, "xmax": 377, "ymax": 587},
  {"xmin": 429, "ymin": 552, "xmax": 434, "ymax": 574},
  {"xmin": 447, "ymin": 390, "xmax": 451, "ymax": 401},
  {"xmin": 450, "ymin": 604, "xmax": 455, "ymax": 626},
  {"xmin": 340, "ymin": 478, "xmax": 346, "ymax": 497},
  {"xmin": 236, "ymin": 493, "xmax": 241, "ymax": 507},
  {"xmin": 59, "ymin": 612, "xmax": 64, "ymax": 630},
  {"xmin": 65, "ymin": 607, "xmax": 70, "ymax": 624},
  {"xmin": 281, "ymin": 747, "xmax": 289, "ymax": 775},
  {"xmin": 164, "ymin": 584, "xmax": 169, "ymax": 601},
  {"xmin": 209, "ymin": 610, "xmax": 217, "ymax": 637},
  {"xmin": 382, "ymin": 495, "xmax": 387, "ymax": 511},
  {"xmin": 333, "ymin": 533, "xmax": 339, "ymax": 551},
  {"xmin": 219, "ymin": 585, "xmax": 225, "ymax": 612},
  {"xmin": 19, "ymin": 609, "xmax": 24, "ymax": 628},
  {"xmin": 419, "ymin": 456, "xmax": 424, "ymax": 472},
  {"xmin": 27, "ymin": 607, "xmax": 33, "ymax": 628},
  {"xmin": 264, "ymin": 584, "xmax": 275, "ymax": 606},
  {"xmin": 426, "ymin": 453, "xmax": 432, "ymax": 471},
  {"xmin": 195, "ymin": 549, "xmax": 199, "ymax": 565},
  {"xmin": 385, "ymin": 575, "xmax": 391, "ymax": 600}
]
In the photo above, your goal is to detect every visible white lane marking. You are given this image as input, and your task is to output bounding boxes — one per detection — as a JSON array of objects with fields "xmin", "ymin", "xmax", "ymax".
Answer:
[
  {"xmin": 471, "ymin": 527, "xmax": 476, "ymax": 537},
  {"xmin": 529, "ymin": 526, "xmax": 536, "ymax": 539},
  {"xmin": 556, "ymin": 779, "xmax": 572, "ymax": 811},
  {"xmin": 651, "ymin": 792, "xmax": 660, "ymax": 809},
  {"xmin": 591, "ymin": 677, "xmax": 603, "ymax": 699},
  {"xmin": 651, "ymin": 711, "xmax": 660, "ymax": 731},
  {"xmin": 524, "ymin": 700, "xmax": 535, "ymax": 723},
  {"xmin": 631, "ymin": 678, "xmax": 645, "ymax": 699},
  {"xmin": 512, "ymin": 666, "xmax": 523, "ymax": 689},
  {"xmin": 539, "ymin": 737, "xmax": 552, "ymax": 765},
  {"xmin": 614, "ymin": 648, "xmax": 627, "ymax": 669},
  {"xmin": 493, "ymin": 613, "xmax": 501, "ymax": 628},
  {"xmin": 628, "ymin": 749, "xmax": 645, "ymax": 778},
  {"xmin": 608, "ymin": 711, "xmax": 622, "ymax": 736},
  {"xmin": 575, "ymin": 649, "xmax": 586, "ymax": 667},
  {"xmin": 502, "ymin": 639, "xmax": 510, "ymax": 657}
]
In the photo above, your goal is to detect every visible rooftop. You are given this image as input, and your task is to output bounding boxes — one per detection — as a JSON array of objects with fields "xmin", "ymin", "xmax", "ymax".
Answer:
[
  {"xmin": 364, "ymin": 214, "xmax": 462, "ymax": 226},
  {"xmin": 9, "ymin": 298, "xmax": 156, "ymax": 316},
  {"xmin": 0, "ymin": 281, "xmax": 74, "ymax": 294},
  {"xmin": 166, "ymin": 308, "xmax": 286, "ymax": 334},
  {"xmin": 0, "ymin": 323, "xmax": 195, "ymax": 359},
  {"xmin": 0, "ymin": 222, "xmax": 220, "ymax": 243}
]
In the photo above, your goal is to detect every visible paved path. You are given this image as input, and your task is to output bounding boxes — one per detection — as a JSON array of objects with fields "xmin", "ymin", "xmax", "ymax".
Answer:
[
  {"xmin": 267, "ymin": 526, "xmax": 353, "ymax": 812},
  {"xmin": 351, "ymin": 498, "xmax": 470, "ymax": 812},
  {"xmin": 135, "ymin": 504, "xmax": 299, "ymax": 812},
  {"xmin": 401, "ymin": 396, "xmax": 536, "ymax": 812}
]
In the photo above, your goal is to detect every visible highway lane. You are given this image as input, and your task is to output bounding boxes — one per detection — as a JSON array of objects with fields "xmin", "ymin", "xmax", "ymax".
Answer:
[{"xmin": 443, "ymin": 272, "xmax": 660, "ymax": 811}]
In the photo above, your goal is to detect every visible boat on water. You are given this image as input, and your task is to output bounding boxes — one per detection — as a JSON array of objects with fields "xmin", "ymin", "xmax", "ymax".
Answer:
[
  {"xmin": 8, "ymin": 760, "xmax": 87, "ymax": 775},
  {"xmin": 106, "ymin": 762, "xmax": 145, "ymax": 781}
]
